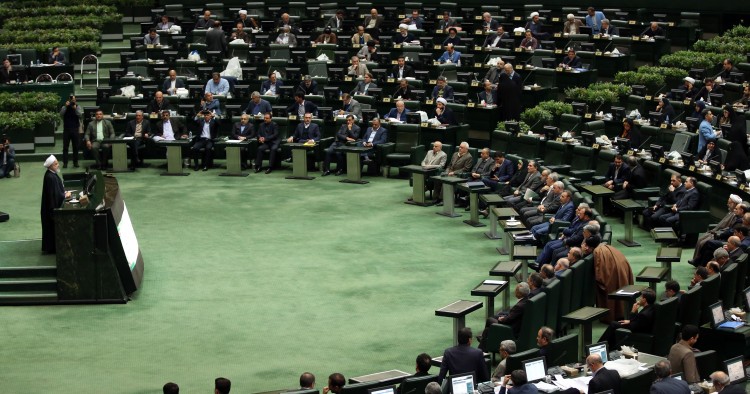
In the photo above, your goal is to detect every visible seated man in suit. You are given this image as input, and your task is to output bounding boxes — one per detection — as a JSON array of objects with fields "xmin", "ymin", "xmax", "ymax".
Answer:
[
  {"xmin": 657, "ymin": 176, "xmax": 700, "ymax": 228},
  {"xmin": 481, "ymin": 12, "xmax": 500, "ymax": 33},
  {"xmin": 323, "ymin": 115, "xmax": 360, "ymax": 176},
  {"xmin": 205, "ymin": 72, "xmax": 230, "ymax": 96},
  {"xmin": 560, "ymin": 49, "xmax": 582, "ymax": 69},
  {"xmin": 530, "ymin": 190, "xmax": 575, "ymax": 238},
  {"xmin": 191, "ymin": 111, "xmax": 219, "ymax": 171},
  {"xmin": 397, "ymin": 353, "xmax": 432, "ymax": 394},
  {"xmin": 351, "ymin": 26, "xmax": 373, "ymax": 46},
  {"xmin": 421, "ymin": 141, "xmax": 447, "ymax": 169},
  {"xmin": 338, "ymin": 93, "xmax": 362, "ymax": 120},
  {"xmin": 162, "ymin": 69, "xmax": 185, "ymax": 95},
  {"xmin": 650, "ymin": 360, "xmax": 691, "ymax": 394},
  {"xmin": 348, "ymin": 56, "xmax": 369, "ymax": 77},
  {"xmin": 393, "ymin": 24, "xmax": 416, "ymax": 44},
  {"xmin": 481, "ymin": 151, "xmax": 515, "ymax": 192},
  {"xmin": 48, "ymin": 46, "xmax": 66, "ymax": 65},
  {"xmin": 478, "ymin": 282, "xmax": 531, "ymax": 351},
  {"xmin": 391, "ymin": 56, "xmax": 415, "ymax": 79},
  {"xmin": 433, "ymin": 141, "xmax": 473, "ymax": 204},
  {"xmin": 431, "ymin": 76, "xmax": 455, "ymax": 101},
  {"xmin": 536, "ymin": 326, "xmax": 554, "ymax": 359},
  {"xmin": 384, "ymin": 100, "xmax": 410, "ymax": 122},
  {"xmin": 392, "ymin": 79, "xmax": 414, "ymax": 101},
  {"xmin": 642, "ymin": 22, "xmax": 665, "ymax": 38},
  {"xmin": 147, "ymin": 91, "xmax": 172, "ymax": 115},
  {"xmin": 438, "ymin": 43, "xmax": 461, "ymax": 65},
  {"xmin": 479, "ymin": 80, "xmax": 498, "ymax": 106},
  {"xmin": 709, "ymin": 371, "xmax": 745, "ymax": 394},
  {"xmin": 157, "ymin": 15, "xmax": 174, "ymax": 31},
  {"xmin": 232, "ymin": 113, "xmax": 256, "ymax": 168},
  {"xmin": 351, "ymin": 73, "xmax": 377, "ymax": 96},
  {"xmin": 600, "ymin": 19, "xmax": 619, "ymax": 36},
  {"xmin": 598, "ymin": 288, "xmax": 656, "ymax": 349},
  {"xmin": 297, "ymin": 76, "xmax": 318, "ymax": 95},
  {"xmin": 667, "ymin": 325, "xmax": 701, "ymax": 384},
  {"xmin": 153, "ymin": 110, "xmax": 187, "ymax": 142},
  {"xmin": 563, "ymin": 14, "xmax": 584, "ymax": 35},
  {"xmin": 195, "ymin": 10, "xmax": 213, "ymax": 29},
  {"xmin": 244, "ymin": 91, "xmax": 273, "ymax": 116},
  {"xmin": 84, "ymin": 109, "xmax": 115, "ymax": 169},
  {"xmin": 603, "ymin": 154, "xmax": 630, "ymax": 192},
  {"xmin": 498, "ymin": 370, "xmax": 538, "ymax": 394},
  {"xmin": 360, "ymin": 117, "xmax": 387, "ymax": 168},
  {"xmin": 254, "ymin": 113, "xmax": 280, "ymax": 174},
  {"xmin": 484, "ymin": 26, "xmax": 509, "ymax": 48},
  {"xmin": 437, "ymin": 327, "xmax": 489, "ymax": 384},
  {"xmin": 435, "ymin": 98, "xmax": 457, "ymax": 125},
  {"xmin": 586, "ymin": 354, "xmax": 621, "ymax": 394},
  {"xmin": 519, "ymin": 30, "xmax": 538, "ymax": 50},
  {"xmin": 275, "ymin": 25, "xmax": 298, "ymax": 47},
  {"xmin": 643, "ymin": 174, "xmax": 685, "ymax": 229},
  {"xmin": 286, "ymin": 92, "xmax": 318, "ymax": 118},
  {"xmin": 442, "ymin": 28, "xmax": 461, "ymax": 47},
  {"xmin": 144, "ymin": 29, "xmax": 160, "ymax": 46},
  {"xmin": 261, "ymin": 72, "xmax": 283, "ymax": 96},
  {"xmin": 287, "ymin": 113, "xmax": 320, "ymax": 144},
  {"xmin": 124, "ymin": 110, "xmax": 152, "ymax": 169}
]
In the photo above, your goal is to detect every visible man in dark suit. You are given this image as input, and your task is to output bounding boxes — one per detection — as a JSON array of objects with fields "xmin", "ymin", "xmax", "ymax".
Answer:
[
  {"xmin": 287, "ymin": 113, "xmax": 320, "ymax": 144},
  {"xmin": 643, "ymin": 174, "xmax": 685, "ymax": 229},
  {"xmin": 479, "ymin": 80, "xmax": 498, "ymax": 106},
  {"xmin": 478, "ymin": 282, "xmax": 532, "ymax": 352},
  {"xmin": 437, "ymin": 327, "xmax": 489, "ymax": 384},
  {"xmin": 384, "ymin": 100, "xmax": 410, "ymax": 122},
  {"xmin": 297, "ymin": 76, "xmax": 318, "ymax": 96},
  {"xmin": 658, "ymin": 177, "xmax": 700, "ymax": 228},
  {"xmin": 323, "ymin": 115, "xmax": 360, "ymax": 176},
  {"xmin": 125, "ymin": 110, "xmax": 152, "ymax": 169},
  {"xmin": 261, "ymin": 72, "xmax": 283, "ymax": 96},
  {"xmin": 435, "ymin": 98, "xmax": 457, "ymax": 125},
  {"xmin": 710, "ymin": 371, "xmax": 745, "ymax": 394},
  {"xmin": 206, "ymin": 21, "xmax": 227, "ymax": 55},
  {"xmin": 195, "ymin": 10, "xmax": 213, "ymax": 29},
  {"xmin": 587, "ymin": 354, "xmax": 621, "ymax": 394},
  {"xmin": 603, "ymin": 154, "xmax": 630, "ymax": 192},
  {"xmin": 530, "ymin": 190, "xmax": 575, "ymax": 238},
  {"xmin": 560, "ymin": 49, "xmax": 583, "ymax": 69},
  {"xmin": 351, "ymin": 73, "xmax": 378, "ymax": 96},
  {"xmin": 612, "ymin": 156, "xmax": 648, "ymax": 200},
  {"xmin": 396, "ymin": 353, "xmax": 432, "ymax": 394},
  {"xmin": 484, "ymin": 26, "xmax": 509, "ymax": 48},
  {"xmin": 390, "ymin": 56, "xmax": 415, "ymax": 79},
  {"xmin": 599, "ymin": 288, "xmax": 656, "ymax": 349},
  {"xmin": 482, "ymin": 152, "xmax": 515, "ymax": 191},
  {"xmin": 498, "ymin": 370, "xmax": 539, "ymax": 394},
  {"xmin": 162, "ymin": 69, "xmax": 185, "ymax": 95},
  {"xmin": 147, "ymin": 91, "xmax": 172, "ymax": 115},
  {"xmin": 232, "ymin": 113, "xmax": 255, "ymax": 168},
  {"xmin": 254, "ymin": 113, "xmax": 279, "ymax": 174},
  {"xmin": 360, "ymin": 117, "xmax": 387, "ymax": 171},
  {"xmin": 431, "ymin": 76, "xmax": 454, "ymax": 101},
  {"xmin": 498, "ymin": 63, "xmax": 523, "ymax": 121},
  {"xmin": 481, "ymin": 12, "xmax": 500, "ymax": 32},
  {"xmin": 600, "ymin": 19, "xmax": 619, "ymax": 36},
  {"xmin": 154, "ymin": 110, "xmax": 186, "ymax": 141},
  {"xmin": 286, "ymin": 92, "xmax": 318, "ymax": 118},
  {"xmin": 362, "ymin": 8, "xmax": 384, "ymax": 38},
  {"xmin": 651, "ymin": 360, "xmax": 691, "ymax": 394},
  {"xmin": 191, "ymin": 111, "xmax": 219, "ymax": 171}
]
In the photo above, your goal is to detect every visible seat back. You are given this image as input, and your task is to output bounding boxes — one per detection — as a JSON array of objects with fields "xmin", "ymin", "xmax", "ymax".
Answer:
[
  {"xmin": 720, "ymin": 263, "xmax": 738, "ymax": 310},
  {"xmin": 651, "ymin": 296, "xmax": 680, "ymax": 355},
  {"xmin": 678, "ymin": 285, "xmax": 702, "ymax": 327},
  {"xmin": 594, "ymin": 149, "xmax": 615, "ymax": 177},
  {"xmin": 583, "ymin": 120, "xmax": 605, "ymax": 136},
  {"xmin": 557, "ymin": 269, "xmax": 573, "ymax": 322},
  {"xmin": 734, "ymin": 254, "xmax": 748, "ymax": 307},
  {"xmin": 491, "ymin": 130, "xmax": 512, "ymax": 154},
  {"xmin": 694, "ymin": 350, "xmax": 718, "ymax": 381},
  {"xmin": 392, "ymin": 124, "xmax": 420, "ymax": 152},
  {"xmin": 699, "ymin": 274, "xmax": 721, "ymax": 324},
  {"xmin": 670, "ymin": 132, "xmax": 694, "ymax": 153},
  {"xmin": 558, "ymin": 114, "xmax": 581, "ymax": 132},
  {"xmin": 542, "ymin": 278, "xmax": 561, "ymax": 331},
  {"xmin": 517, "ymin": 292, "xmax": 547, "ymax": 351},
  {"xmin": 398, "ymin": 375, "xmax": 439, "ymax": 394},
  {"xmin": 505, "ymin": 348, "xmax": 541, "ymax": 374},
  {"xmin": 544, "ymin": 140, "xmax": 570, "ymax": 167},
  {"xmin": 546, "ymin": 333, "xmax": 578, "ymax": 366},
  {"xmin": 513, "ymin": 134, "xmax": 543, "ymax": 160},
  {"xmin": 570, "ymin": 145, "xmax": 594, "ymax": 170},
  {"xmin": 620, "ymin": 368, "xmax": 655, "ymax": 394}
]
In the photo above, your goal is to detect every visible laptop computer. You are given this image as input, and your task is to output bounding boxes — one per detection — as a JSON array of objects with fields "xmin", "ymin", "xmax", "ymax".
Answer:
[
  {"xmin": 585, "ymin": 342, "xmax": 609, "ymax": 363},
  {"xmin": 522, "ymin": 356, "xmax": 548, "ymax": 383},
  {"xmin": 709, "ymin": 301, "xmax": 743, "ymax": 329},
  {"xmin": 724, "ymin": 356, "xmax": 747, "ymax": 384}
]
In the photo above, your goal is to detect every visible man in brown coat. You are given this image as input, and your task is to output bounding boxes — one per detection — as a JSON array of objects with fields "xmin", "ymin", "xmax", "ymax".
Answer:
[
  {"xmin": 668, "ymin": 324, "xmax": 701, "ymax": 383},
  {"xmin": 586, "ymin": 236, "xmax": 634, "ymax": 322}
]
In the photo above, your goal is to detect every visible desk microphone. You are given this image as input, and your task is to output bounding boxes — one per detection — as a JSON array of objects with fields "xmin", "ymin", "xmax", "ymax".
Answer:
[{"xmin": 636, "ymin": 135, "xmax": 653, "ymax": 151}]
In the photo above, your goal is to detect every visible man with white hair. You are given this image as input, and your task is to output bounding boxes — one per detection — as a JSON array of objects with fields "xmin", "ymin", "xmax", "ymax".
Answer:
[
  {"xmin": 434, "ymin": 142, "xmax": 473, "ymax": 205},
  {"xmin": 384, "ymin": 100, "xmax": 410, "ymax": 122},
  {"xmin": 421, "ymin": 141, "xmax": 447, "ymax": 169},
  {"xmin": 600, "ymin": 19, "xmax": 619, "ymax": 36},
  {"xmin": 498, "ymin": 63, "xmax": 523, "ymax": 121},
  {"xmin": 41, "ymin": 155, "xmax": 71, "ymax": 254},
  {"xmin": 424, "ymin": 382, "xmax": 441, "ymax": 394},
  {"xmin": 481, "ymin": 12, "xmax": 499, "ymax": 32},
  {"xmin": 563, "ymin": 14, "xmax": 583, "ymax": 34}
]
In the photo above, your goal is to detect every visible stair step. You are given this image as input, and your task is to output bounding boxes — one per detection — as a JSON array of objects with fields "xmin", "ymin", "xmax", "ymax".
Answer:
[
  {"xmin": 0, "ymin": 291, "xmax": 58, "ymax": 305},
  {"xmin": 0, "ymin": 277, "xmax": 57, "ymax": 292},
  {"xmin": 101, "ymin": 34, "xmax": 124, "ymax": 42},
  {"xmin": 0, "ymin": 266, "xmax": 56, "ymax": 278}
]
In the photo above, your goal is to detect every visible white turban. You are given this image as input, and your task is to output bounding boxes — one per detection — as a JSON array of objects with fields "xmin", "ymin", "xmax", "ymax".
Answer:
[
  {"xmin": 684, "ymin": 77, "xmax": 695, "ymax": 84},
  {"xmin": 239, "ymin": 10, "xmax": 247, "ymax": 15},
  {"xmin": 530, "ymin": 12, "xmax": 539, "ymax": 18},
  {"xmin": 436, "ymin": 97, "xmax": 448, "ymax": 105},
  {"xmin": 730, "ymin": 194, "xmax": 743, "ymax": 204},
  {"xmin": 399, "ymin": 23, "xmax": 408, "ymax": 30},
  {"xmin": 44, "ymin": 155, "xmax": 57, "ymax": 168}
]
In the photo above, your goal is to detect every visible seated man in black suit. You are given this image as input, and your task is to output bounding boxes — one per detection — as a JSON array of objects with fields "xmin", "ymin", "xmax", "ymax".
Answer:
[
  {"xmin": 651, "ymin": 360, "xmax": 691, "ymax": 394},
  {"xmin": 153, "ymin": 110, "xmax": 187, "ymax": 142},
  {"xmin": 255, "ymin": 112, "xmax": 280, "ymax": 174},
  {"xmin": 147, "ymin": 91, "xmax": 172, "ymax": 115},
  {"xmin": 560, "ymin": 49, "xmax": 582, "ymax": 69},
  {"xmin": 323, "ymin": 115, "xmax": 360, "ymax": 176},
  {"xmin": 709, "ymin": 371, "xmax": 745, "ymax": 394},
  {"xmin": 232, "ymin": 113, "xmax": 256, "ymax": 168},
  {"xmin": 603, "ymin": 154, "xmax": 630, "ymax": 192},
  {"xmin": 598, "ymin": 288, "xmax": 656, "ymax": 349},
  {"xmin": 396, "ymin": 353, "xmax": 432, "ymax": 394},
  {"xmin": 297, "ymin": 76, "xmax": 318, "ymax": 96},
  {"xmin": 286, "ymin": 92, "xmax": 318, "ymax": 118},
  {"xmin": 162, "ymin": 69, "xmax": 185, "ymax": 95},
  {"xmin": 586, "ymin": 354, "xmax": 621, "ymax": 394},
  {"xmin": 191, "ymin": 111, "xmax": 219, "ymax": 171},
  {"xmin": 287, "ymin": 113, "xmax": 320, "ymax": 144},
  {"xmin": 391, "ymin": 56, "xmax": 415, "ymax": 79},
  {"xmin": 124, "ymin": 110, "xmax": 152, "ymax": 169},
  {"xmin": 437, "ymin": 327, "xmax": 489, "ymax": 384},
  {"xmin": 324, "ymin": 373, "xmax": 346, "ymax": 394},
  {"xmin": 498, "ymin": 370, "xmax": 539, "ymax": 394},
  {"xmin": 657, "ymin": 176, "xmax": 700, "ymax": 228},
  {"xmin": 478, "ymin": 282, "xmax": 531, "ymax": 351}
]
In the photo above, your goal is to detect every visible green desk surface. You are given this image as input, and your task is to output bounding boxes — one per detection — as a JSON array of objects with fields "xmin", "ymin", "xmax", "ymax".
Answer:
[
  {"xmin": 490, "ymin": 261, "xmax": 522, "ymax": 275},
  {"xmin": 562, "ymin": 306, "xmax": 609, "ymax": 323},
  {"xmin": 612, "ymin": 198, "xmax": 644, "ymax": 210},
  {"xmin": 492, "ymin": 207, "xmax": 518, "ymax": 218},
  {"xmin": 471, "ymin": 280, "xmax": 508, "ymax": 296},
  {"xmin": 581, "ymin": 184, "xmax": 615, "ymax": 196},
  {"xmin": 636, "ymin": 266, "xmax": 669, "ymax": 281},
  {"xmin": 435, "ymin": 300, "xmax": 483, "ymax": 317},
  {"xmin": 656, "ymin": 246, "xmax": 682, "ymax": 261},
  {"xmin": 608, "ymin": 285, "xmax": 649, "ymax": 300}
]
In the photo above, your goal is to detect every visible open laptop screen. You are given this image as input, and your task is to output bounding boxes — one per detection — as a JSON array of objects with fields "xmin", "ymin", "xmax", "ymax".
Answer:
[
  {"xmin": 586, "ymin": 342, "xmax": 608, "ymax": 363},
  {"xmin": 448, "ymin": 373, "xmax": 474, "ymax": 394},
  {"xmin": 522, "ymin": 356, "xmax": 547, "ymax": 383}
]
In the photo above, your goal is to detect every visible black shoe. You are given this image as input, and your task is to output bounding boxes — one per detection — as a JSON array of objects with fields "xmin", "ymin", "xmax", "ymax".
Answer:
[
  {"xmin": 528, "ymin": 262, "xmax": 540, "ymax": 271},
  {"xmin": 254, "ymin": 167, "xmax": 262, "ymax": 173},
  {"xmin": 322, "ymin": 170, "xmax": 331, "ymax": 176},
  {"xmin": 479, "ymin": 209, "xmax": 489, "ymax": 218},
  {"xmin": 265, "ymin": 168, "xmax": 272, "ymax": 174},
  {"xmin": 335, "ymin": 170, "xmax": 344, "ymax": 176},
  {"xmin": 688, "ymin": 259, "xmax": 699, "ymax": 267}
]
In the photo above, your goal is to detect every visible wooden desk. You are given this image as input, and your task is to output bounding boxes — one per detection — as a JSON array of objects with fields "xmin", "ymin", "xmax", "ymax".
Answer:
[
  {"xmin": 435, "ymin": 300, "xmax": 483, "ymax": 346},
  {"xmin": 431, "ymin": 175, "xmax": 466, "ymax": 218},
  {"xmin": 335, "ymin": 145, "xmax": 372, "ymax": 184},
  {"xmin": 216, "ymin": 140, "xmax": 249, "ymax": 177},
  {"xmin": 402, "ymin": 165, "xmax": 441, "ymax": 206},
  {"xmin": 156, "ymin": 139, "xmax": 190, "ymax": 176},
  {"xmin": 285, "ymin": 143, "xmax": 316, "ymax": 180}
]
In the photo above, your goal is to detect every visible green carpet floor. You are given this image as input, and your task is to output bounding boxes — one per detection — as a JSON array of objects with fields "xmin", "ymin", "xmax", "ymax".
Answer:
[{"xmin": 0, "ymin": 158, "xmax": 706, "ymax": 393}]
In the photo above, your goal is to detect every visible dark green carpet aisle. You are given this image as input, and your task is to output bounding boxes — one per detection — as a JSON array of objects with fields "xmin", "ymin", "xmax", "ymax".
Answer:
[{"xmin": 0, "ymin": 161, "xmax": 700, "ymax": 393}]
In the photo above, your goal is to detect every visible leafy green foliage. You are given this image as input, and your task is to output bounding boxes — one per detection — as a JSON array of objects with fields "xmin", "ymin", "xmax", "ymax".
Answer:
[
  {"xmin": 0, "ymin": 111, "xmax": 59, "ymax": 130},
  {"xmin": 565, "ymin": 82, "xmax": 631, "ymax": 104}
]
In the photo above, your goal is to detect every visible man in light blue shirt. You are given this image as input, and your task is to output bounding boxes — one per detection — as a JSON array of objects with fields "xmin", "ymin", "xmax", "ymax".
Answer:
[
  {"xmin": 585, "ymin": 7, "xmax": 606, "ymax": 34},
  {"xmin": 697, "ymin": 109, "xmax": 719, "ymax": 154},
  {"xmin": 205, "ymin": 72, "xmax": 230, "ymax": 96},
  {"xmin": 438, "ymin": 43, "xmax": 461, "ymax": 65}
]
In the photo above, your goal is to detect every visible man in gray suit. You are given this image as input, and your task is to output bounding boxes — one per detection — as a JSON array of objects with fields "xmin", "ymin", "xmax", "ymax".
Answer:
[
  {"xmin": 84, "ymin": 109, "xmax": 115, "ymax": 169},
  {"xmin": 338, "ymin": 93, "xmax": 362, "ymax": 120},
  {"xmin": 459, "ymin": 148, "xmax": 493, "ymax": 208},
  {"xmin": 421, "ymin": 141, "xmax": 447, "ymax": 168},
  {"xmin": 503, "ymin": 160, "xmax": 543, "ymax": 203},
  {"xmin": 434, "ymin": 141, "xmax": 473, "ymax": 205},
  {"xmin": 206, "ymin": 21, "xmax": 227, "ymax": 55}
]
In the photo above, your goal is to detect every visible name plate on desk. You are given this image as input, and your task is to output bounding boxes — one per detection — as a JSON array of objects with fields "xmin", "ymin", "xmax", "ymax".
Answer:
[
  {"xmin": 556, "ymin": 137, "xmax": 563, "ymax": 142},
  {"xmin": 514, "ymin": 31, "xmax": 522, "ymax": 36},
  {"xmin": 554, "ymin": 49, "xmax": 563, "ymax": 54},
  {"xmin": 668, "ymin": 22, "xmax": 675, "ymax": 27},
  {"xmin": 467, "ymin": 102, "xmax": 475, "ymax": 108},
  {"xmin": 475, "ymin": 16, "xmax": 483, "ymax": 20},
  {"xmin": 689, "ymin": 165, "xmax": 696, "ymax": 171},
  {"xmin": 628, "ymin": 20, "xmax": 637, "ymax": 25},
  {"xmin": 645, "ymin": 95, "xmax": 652, "ymax": 101},
  {"xmin": 353, "ymin": 44, "xmax": 361, "ymax": 48},
  {"xmin": 660, "ymin": 123, "xmax": 667, "ymax": 129},
  {"xmin": 393, "ymin": 44, "xmax": 402, "ymax": 49},
  {"xmin": 627, "ymin": 149, "xmax": 635, "ymax": 156},
  {"xmin": 584, "ymin": 113, "xmax": 593, "ymax": 119},
  {"xmin": 471, "ymin": 81, "xmax": 479, "ymax": 87},
  {"xmin": 382, "ymin": 97, "xmax": 391, "ymax": 103},
  {"xmin": 659, "ymin": 157, "xmax": 666, "ymax": 163},
  {"xmin": 398, "ymin": 14, "xmax": 405, "ymax": 19},
  {"xmin": 474, "ymin": 29, "xmax": 483, "ymax": 35},
  {"xmin": 432, "ymin": 60, "xmax": 440, "ymax": 66},
  {"xmin": 147, "ymin": 44, "xmax": 155, "ymax": 49},
  {"xmin": 428, "ymin": 79, "xmax": 437, "ymax": 85},
  {"xmin": 554, "ymin": 33, "xmax": 562, "ymax": 38},
  {"xmin": 513, "ymin": 16, "xmax": 522, "ymax": 21},
  {"xmin": 288, "ymin": 115, "xmax": 298, "ymax": 120},
  {"xmin": 420, "ymin": 122, "xmax": 430, "ymax": 127},
  {"xmin": 555, "ymin": 67, "xmax": 564, "ymax": 72},
  {"xmin": 632, "ymin": 36, "xmax": 641, "ymax": 41},
  {"xmin": 433, "ymin": 44, "xmax": 442, "ymax": 50},
  {"xmin": 593, "ymin": 34, "xmax": 601, "ymax": 39},
  {"xmin": 387, "ymin": 78, "xmax": 395, "ymax": 83},
  {"xmin": 474, "ymin": 63, "xmax": 482, "ymax": 68},
  {"xmin": 425, "ymin": 99, "xmax": 434, "ymax": 105},
  {"xmin": 715, "ymin": 174, "xmax": 723, "ymax": 181},
  {"xmin": 474, "ymin": 46, "xmax": 482, "ymax": 51},
  {"xmin": 435, "ymin": 29, "xmax": 444, "ymax": 34},
  {"xmin": 595, "ymin": 51, "xmax": 603, "ymax": 56},
  {"xmin": 552, "ymin": 17, "xmax": 560, "ymax": 22},
  {"xmin": 592, "ymin": 143, "xmax": 600, "ymax": 149},
  {"xmin": 683, "ymin": 99, "xmax": 692, "ymax": 105},
  {"xmin": 344, "ymin": 76, "xmax": 353, "ymax": 82},
  {"xmin": 741, "ymin": 184, "xmax": 746, "ymax": 191},
  {"xmin": 515, "ymin": 64, "xmax": 523, "ymax": 69},
  {"xmin": 390, "ymin": 60, "xmax": 398, "ymax": 65}
]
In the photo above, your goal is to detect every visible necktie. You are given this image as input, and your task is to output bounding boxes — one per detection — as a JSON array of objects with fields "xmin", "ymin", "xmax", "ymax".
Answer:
[
  {"xmin": 614, "ymin": 167, "xmax": 619, "ymax": 180},
  {"xmin": 360, "ymin": 35, "xmax": 364, "ymax": 44}
]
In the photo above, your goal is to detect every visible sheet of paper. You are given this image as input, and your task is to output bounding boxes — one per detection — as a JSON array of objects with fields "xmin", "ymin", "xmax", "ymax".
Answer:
[{"xmin": 483, "ymin": 280, "xmax": 506, "ymax": 285}]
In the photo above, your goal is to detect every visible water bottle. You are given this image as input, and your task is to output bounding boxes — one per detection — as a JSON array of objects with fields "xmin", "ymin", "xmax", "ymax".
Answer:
[{"xmin": 189, "ymin": 131, "xmax": 193, "ymax": 140}]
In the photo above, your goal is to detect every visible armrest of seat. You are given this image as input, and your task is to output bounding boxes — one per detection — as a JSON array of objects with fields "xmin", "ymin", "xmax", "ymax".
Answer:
[
  {"xmin": 549, "ymin": 220, "xmax": 571, "ymax": 236},
  {"xmin": 632, "ymin": 187, "xmax": 661, "ymax": 200},
  {"xmin": 376, "ymin": 143, "xmax": 394, "ymax": 158},
  {"xmin": 569, "ymin": 169, "xmax": 594, "ymax": 182}
]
